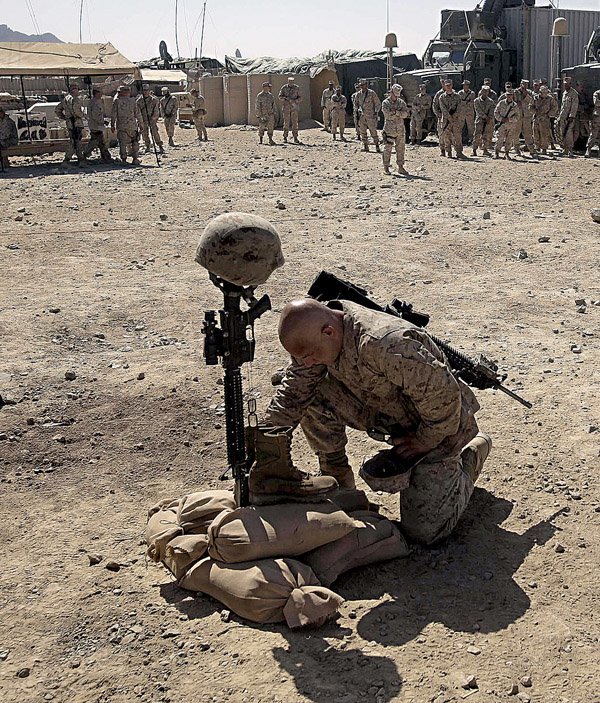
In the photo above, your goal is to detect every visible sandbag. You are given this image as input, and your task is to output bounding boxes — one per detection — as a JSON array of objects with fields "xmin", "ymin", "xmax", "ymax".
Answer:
[
  {"xmin": 330, "ymin": 488, "xmax": 377, "ymax": 514},
  {"xmin": 207, "ymin": 502, "xmax": 360, "ymax": 564},
  {"xmin": 164, "ymin": 534, "xmax": 209, "ymax": 579},
  {"xmin": 303, "ymin": 511, "xmax": 411, "ymax": 586},
  {"xmin": 179, "ymin": 556, "xmax": 344, "ymax": 627}
]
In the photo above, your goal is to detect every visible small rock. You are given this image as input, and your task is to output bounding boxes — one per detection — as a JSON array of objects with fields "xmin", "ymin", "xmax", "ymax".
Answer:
[
  {"xmin": 591, "ymin": 208, "xmax": 600, "ymax": 224},
  {"xmin": 49, "ymin": 307, "xmax": 61, "ymax": 314},
  {"xmin": 70, "ymin": 659, "xmax": 81, "ymax": 668},
  {"xmin": 161, "ymin": 629, "xmax": 181, "ymax": 639},
  {"xmin": 220, "ymin": 609, "xmax": 232, "ymax": 622},
  {"xmin": 520, "ymin": 675, "xmax": 532, "ymax": 688},
  {"xmin": 0, "ymin": 650, "xmax": 9, "ymax": 661},
  {"xmin": 137, "ymin": 372, "xmax": 145, "ymax": 381},
  {"xmin": 92, "ymin": 221, "xmax": 99, "ymax": 227},
  {"xmin": 574, "ymin": 298, "xmax": 586, "ymax": 306},
  {"xmin": 571, "ymin": 345, "xmax": 582, "ymax": 354},
  {"xmin": 159, "ymin": 213, "xmax": 168, "ymax": 221},
  {"xmin": 538, "ymin": 236, "xmax": 550, "ymax": 243},
  {"xmin": 275, "ymin": 201, "xmax": 286, "ymax": 210},
  {"xmin": 52, "ymin": 434, "xmax": 66, "ymax": 443},
  {"xmin": 17, "ymin": 206, "xmax": 26, "ymax": 213},
  {"xmin": 105, "ymin": 560, "xmax": 121, "ymax": 572},
  {"xmin": 482, "ymin": 212, "xmax": 491, "ymax": 220},
  {"xmin": 467, "ymin": 646, "xmax": 481, "ymax": 655},
  {"xmin": 16, "ymin": 668, "xmax": 30, "ymax": 678},
  {"xmin": 64, "ymin": 371, "xmax": 77, "ymax": 381},
  {"xmin": 348, "ymin": 610, "xmax": 357, "ymax": 619},
  {"xmin": 555, "ymin": 543, "xmax": 565, "ymax": 553},
  {"xmin": 516, "ymin": 249, "xmax": 528, "ymax": 260},
  {"xmin": 508, "ymin": 683, "xmax": 519, "ymax": 696},
  {"xmin": 26, "ymin": 418, "xmax": 35, "ymax": 426},
  {"xmin": 15, "ymin": 215, "xmax": 23, "ymax": 222},
  {"xmin": 517, "ymin": 693, "xmax": 531, "ymax": 703},
  {"xmin": 198, "ymin": 642, "xmax": 210, "ymax": 651},
  {"xmin": 88, "ymin": 553, "xmax": 103, "ymax": 565},
  {"xmin": 461, "ymin": 675, "xmax": 478, "ymax": 690}
]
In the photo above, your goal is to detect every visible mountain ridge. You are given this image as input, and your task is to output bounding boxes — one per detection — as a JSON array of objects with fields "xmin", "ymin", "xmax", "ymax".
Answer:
[{"xmin": 0, "ymin": 24, "xmax": 63, "ymax": 43}]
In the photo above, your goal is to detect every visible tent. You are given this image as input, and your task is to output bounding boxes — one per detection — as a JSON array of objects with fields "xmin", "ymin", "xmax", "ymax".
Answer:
[{"xmin": 0, "ymin": 42, "xmax": 140, "ymax": 78}]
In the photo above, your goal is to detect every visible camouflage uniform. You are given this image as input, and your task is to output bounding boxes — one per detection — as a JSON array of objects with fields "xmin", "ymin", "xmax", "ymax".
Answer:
[
  {"xmin": 55, "ymin": 93, "xmax": 85, "ymax": 163},
  {"xmin": 265, "ymin": 302, "xmax": 481, "ymax": 545},
  {"xmin": 432, "ymin": 88, "xmax": 444, "ymax": 146},
  {"xmin": 83, "ymin": 96, "xmax": 111, "ymax": 162},
  {"xmin": 472, "ymin": 94, "xmax": 495, "ymax": 151},
  {"xmin": 137, "ymin": 94, "xmax": 163, "ymax": 149},
  {"xmin": 533, "ymin": 92, "xmax": 556, "ymax": 152},
  {"xmin": 410, "ymin": 92, "xmax": 432, "ymax": 143},
  {"xmin": 382, "ymin": 96, "xmax": 409, "ymax": 168},
  {"xmin": 330, "ymin": 93, "xmax": 347, "ymax": 139},
  {"xmin": 438, "ymin": 90, "xmax": 463, "ymax": 155},
  {"xmin": 585, "ymin": 89, "xmax": 600, "ymax": 154},
  {"xmin": 573, "ymin": 89, "xmax": 590, "ymax": 145},
  {"xmin": 278, "ymin": 82, "xmax": 302, "ymax": 141},
  {"xmin": 556, "ymin": 87, "xmax": 579, "ymax": 152},
  {"xmin": 494, "ymin": 98, "xmax": 520, "ymax": 156},
  {"xmin": 321, "ymin": 86, "xmax": 334, "ymax": 131},
  {"xmin": 514, "ymin": 87, "xmax": 537, "ymax": 153},
  {"xmin": 457, "ymin": 87, "xmax": 476, "ymax": 143},
  {"xmin": 160, "ymin": 93, "xmax": 178, "ymax": 140},
  {"xmin": 351, "ymin": 88, "xmax": 361, "ymax": 139},
  {"xmin": 111, "ymin": 94, "xmax": 143, "ymax": 163},
  {"xmin": 190, "ymin": 93, "xmax": 208, "ymax": 140},
  {"xmin": 0, "ymin": 112, "xmax": 18, "ymax": 168},
  {"xmin": 356, "ymin": 88, "xmax": 382, "ymax": 148},
  {"xmin": 255, "ymin": 90, "xmax": 276, "ymax": 140}
]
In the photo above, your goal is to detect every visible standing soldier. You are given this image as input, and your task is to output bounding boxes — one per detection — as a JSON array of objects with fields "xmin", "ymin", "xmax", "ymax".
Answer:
[
  {"xmin": 351, "ymin": 82, "xmax": 361, "ymax": 140},
  {"xmin": 278, "ymin": 76, "xmax": 302, "ymax": 144},
  {"xmin": 439, "ymin": 79, "xmax": 464, "ymax": 159},
  {"xmin": 483, "ymin": 77, "xmax": 498, "ymax": 103},
  {"xmin": 514, "ymin": 79, "xmax": 538, "ymax": 157},
  {"xmin": 255, "ymin": 81, "xmax": 276, "ymax": 145},
  {"xmin": 330, "ymin": 86, "xmax": 347, "ymax": 142},
  {"xmin": 533, "ymin": 85, "xmax": 556, "ymax": 155},
  {"xmin": 189, "ymin": 88, "xmax": 208, "ymax": 142},
  {"xmin": 0, "ymin": 106, "xmax": 18, "ymax": 170},
  {"xmin": 532, "ymin": 79, "xmax": 542, "ymax": 97},
  {"xmin": 356, "ymin": 78, "xmax": 382, "ymax": 152},
  {"xmin": 556, "ymin": 76, "xmax": 579, "ymax": 157},
  {"xmin": 573, "ymin": 81, "xmax": 589, "ymax": 147},
  {"xmin": 381, "ymin": 84, "xmax": 410, "ymax": 175},
  {"xmin": 321, "ymin": 80, "xmax": 335, "ymax": 132},
  {"xmin": 410, "ymin": 83, "xmax": 432, "ymax": 145},
  {"xmin": 111, "ymin": 85, "xmax": 143, "ymax": 166},
  {"xmin": 432, "ymin": 77, "xmax": 445, "ymax": 155},
  {"xmin": 160, "ymin": 86, "xmax": 178, "ymax": 147},
  {"xmin": 137, "ymin": 84, "xmax": 163, "ymax": 154},
  {"xmin": 494, "ymin": 90, "xmax": 520, "ymax": 159},
  {"xmin": 83, "ymin": 88, "xmax": 112, "ymax": 163},
  {"xmin": 55, "ymin": 84, "xmax": 86, "ymax": 166},
  {"xmin": 457, "ymin": 79, "xmax": 476, "ymax": 144},
  {"xmin": 585, "ymin": 88, "xmax": 600, "ymax": 158},
  {"xmin": 472, "ymin": 85, "xmax": 495, "ymax": 156}
]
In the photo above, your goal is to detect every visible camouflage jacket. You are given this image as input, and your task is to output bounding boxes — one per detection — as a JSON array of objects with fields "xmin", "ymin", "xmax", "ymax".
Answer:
[
  {"xmin": 55, "ymin": 94, "xmax": 84, "ymax": 129},
  {"xmin": 189, "ymin": 94, "xmax": 206, "ymax": 117},
  {"xmin": 278, "ymin": 84, "xmax": 302, "ymax": 105},
  {"xmin": 457, "ymin": 89, "xmax": 475, "ymax": 114},
  {"xmin": 412, "ymin": 93, "xmax": 432, "ymax": 115},
  {"xmin": 533, "ymin": 94, "xmax": 556, "ymax": 120},
  {"xmin": 593, "ymin": 89, "xmax": 600, "ymax": 117},
  {"xmin": 494, "ymin": 99, "xmax": 520, "ymax": 124},
  {"xmin": 0, "ymin": 114, "xmax": 18, "ymax": 148},
  {"xmin": 137, "ymin": 94, "xmax": 160, "ymax": 124},
  {"xmin": 439, "ymin": 91, "xmax": 461, "ymax": 121},
  {"xmin": 330, "ymin": 93, "xmax": 347, "ymax": 112},
  {"xmin": 515, "ymin": 88, "xmax": 535, "ymax": 119},
  {"xmin": 432, "ymin": 88, "xmax": 444, "ymax": 118},
  {"xmin": 474, "ymin": 96, "xmax": 495, "ymax": 120},
  {"xmin": 111, "ymin": 96, "xmax": 142, "ymax": 131},
  {"xmin": 321, "ymin": 88, "xmax": 334, "ymax": 108},
  {"xmin": 86, "ymin": 97, "xmax": 105, "ymax": 132},
  {"xmin": 355, "ymin": 89, "xmax": 381, "ymax": 119},
  {"xmin": 255, "ymin": 91, "xmax": 276, "ymax": 117},
  {"xmin": 160, "ymin": 94, "xmax": 177, "ymax": 118},
  {"xmin": 559, "ymin": 87, "xmax": 579, "ymax": 119},
  {"xmin": 382, "ymin": 97, "xmax": 409, "ymax": 135},
  {"xmin": 266, "ymin": 301, "xmax": 479, "ymax": 459}
]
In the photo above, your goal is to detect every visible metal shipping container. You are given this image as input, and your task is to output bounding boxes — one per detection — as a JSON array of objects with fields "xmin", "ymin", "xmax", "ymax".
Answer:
[{"xmin": 501, "ymin": 6, "xmax": 600, "ymax": 84}]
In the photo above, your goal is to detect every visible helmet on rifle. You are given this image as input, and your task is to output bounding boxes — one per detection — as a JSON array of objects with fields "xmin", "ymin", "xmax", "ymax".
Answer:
[{"xmin": 195, "ymin": 212, "xmax": 285, "ymax": 286}]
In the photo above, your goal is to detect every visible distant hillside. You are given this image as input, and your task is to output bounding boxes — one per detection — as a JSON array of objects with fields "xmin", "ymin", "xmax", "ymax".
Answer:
[{"xmin": 0, "ymin": 24, "xmax": 63, "ymax": 43}]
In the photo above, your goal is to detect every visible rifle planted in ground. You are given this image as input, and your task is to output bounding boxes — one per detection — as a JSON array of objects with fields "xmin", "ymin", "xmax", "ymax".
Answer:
[{"xmin": 308, "ymin": 270, "xmax": 532, "ymax": 408}]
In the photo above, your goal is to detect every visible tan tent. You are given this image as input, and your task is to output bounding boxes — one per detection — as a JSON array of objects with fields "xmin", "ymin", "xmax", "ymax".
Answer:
[{"xmin": 0, "ymin": 42, "xmax": 141, "ymax": 78}]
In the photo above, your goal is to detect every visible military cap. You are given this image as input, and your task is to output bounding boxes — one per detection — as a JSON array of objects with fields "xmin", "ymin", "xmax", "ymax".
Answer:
[
  {"xmin": 262, "ymin": 81, "xmax": 271, "ymax": 87},
  {"xmin": 462, "ymin": 79, "xmax": 471, "ymax": 85},
  {"xmin": 161, "ymin": 86, "xmax": 169, "ymax": 93},
  {"xmin": 287, "ymin": 76, "xmax": 295, "ymax": 82},
  {"xmin": 391, "ymin": 84, "xmax": 402, "ymax": 96},
  {"xmin": 359, "ymin": 78, "xmax": 368, "ymax": 84},
  {"xmin": 118, "ymin": 85, "xmax": 130, "ymax": 93},
  {"xmin": 481, "ymin": 85, "xmax": 490, "ymax": 91},
  {"xmin": 142, "ymin": 83, "xmax": 150, "ymax": 90}
]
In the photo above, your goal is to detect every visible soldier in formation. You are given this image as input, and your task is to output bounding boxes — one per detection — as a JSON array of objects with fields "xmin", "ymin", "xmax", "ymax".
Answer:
[
  {"xmin": 533, "ymin": 85, "xmax": 556, "ymax": 155},
  {"xmin": 471, "ymin": 85, "xmax": 495, "ymax": 156},
  {"xmin": 351, "ymin": 82, "xmax": 361, "ymax": 141},
  {"xmin": 0, "ymin": 106, "xmax": 18, "ymax": 170},
  {"xmin": 321, "ymin": 80, "xmax": 335, "ymax": 132},
  {"xmin": 432, "ymin": 78, "xmax": 446, "ymax": 156},
  {"xmin": 189, "ymin": 88, "xmax": 209, "ymax": 142},
  {"xmin": 381, "ymin": 84, "xmax": 409, "ymax": 175},
  {"xmin": 410, "ymin": 83, "xmax": 431, "ymax": 145},
  {"xmin": 330, "ymin": 86, "xmax": 347, "ymax": 142},
  {"xmin": 255, "ymin": 81, "xmax": 277, "ymax": 145},
  {"xmin": 438, "ymin": 79, "xmax": 465, "ymax": 159},
  {"xmin": 160, "ymin": 86, "xmax": 178, "ymax": 147},
  {"xmin": 457, "ymin": 79, "xmax": 475, "ymax": 144},
  {"xmin": 494, "ymin": 89, "xmax": 520, "ymax": 159},
  {"xmin": 83, "ymin": 88, "xmax": 112, "ymax": 163},
  {"xmin": 585, "ymin": 88, "xmax": 600, "ymax": 158},
  {"xmin": 111, "ymin": 85, "xmax": 143, "ymax": 166},
  {"xmin": 137, "ymin": 84, "xmax": 163, "ymax": 154},
  {"xmin": 514, "ymin": 79, "xmax": 538, "ymax": 157},
  {"xmin": 55, "ymin": 84, "xmax": 86, "ymax": 166},
  {"xmin": 356, "ymin": 78, "xmax": 382, "ymax": 152},
  {"xmin": 278, "ymin": 76, "xmax": 302, "ymax": 144},
  {"xmin": 556, "ymin": 76, "xmax": 579, "ymax": 157}
]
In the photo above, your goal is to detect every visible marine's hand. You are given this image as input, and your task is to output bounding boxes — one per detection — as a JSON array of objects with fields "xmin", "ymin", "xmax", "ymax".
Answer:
[{"xmin": 391, "ymin": 435, "xmax": 429, "ymax": 461}]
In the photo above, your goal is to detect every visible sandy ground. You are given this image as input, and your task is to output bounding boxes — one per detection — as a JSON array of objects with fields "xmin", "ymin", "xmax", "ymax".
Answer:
[{"xmin": 1, "ymin": 124, "xmax": 599, "ymax": 703}]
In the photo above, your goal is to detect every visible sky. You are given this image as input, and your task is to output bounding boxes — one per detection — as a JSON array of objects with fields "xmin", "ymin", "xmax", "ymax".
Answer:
[{"xmin": 4, "ymin": 0, "xmax": 600, "ymax": 62}]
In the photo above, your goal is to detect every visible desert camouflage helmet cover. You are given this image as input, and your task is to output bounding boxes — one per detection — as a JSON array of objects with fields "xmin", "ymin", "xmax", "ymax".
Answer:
[{"xmin": 195, "ymin": 212, "xmax": 285, "ymax": 286}]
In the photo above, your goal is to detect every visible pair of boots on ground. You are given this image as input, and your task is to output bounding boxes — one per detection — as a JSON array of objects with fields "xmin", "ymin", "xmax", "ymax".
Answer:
[{"xmin": 247, "ymin": 425, "xmax": 492, "ymax": 505}]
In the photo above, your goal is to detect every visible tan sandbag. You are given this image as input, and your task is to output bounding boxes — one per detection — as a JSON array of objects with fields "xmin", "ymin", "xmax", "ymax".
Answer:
[
  {"xmin": 207, "ymin": 502, "xmax": 360, "ymax": 564},
  {"xmin": 164, "ymin": 534, "xmax": 209, "ymax": 579},
  {"xmin": 145, "ymin": 508, "xmax": 182, "ymax": 563},
  {"xmin": 303, "ymin": 511, "xmax": 411, "ymax": 587},
  {"xmin": 179, "ymin": 556, "xmax": 344, "ymax": 627}
]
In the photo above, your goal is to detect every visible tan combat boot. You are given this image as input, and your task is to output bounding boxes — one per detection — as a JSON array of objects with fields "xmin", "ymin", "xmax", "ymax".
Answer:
[
  {"xmin": 461, "ymin": 432, "xmax": 492, "ymax": 483},
  {"xmin": 319, "ymin": 450, "xmax": 356, "ymax": 489},
  {"xmin": 248, "ymin": 426, "xmax": 338, "ymax": 505}
]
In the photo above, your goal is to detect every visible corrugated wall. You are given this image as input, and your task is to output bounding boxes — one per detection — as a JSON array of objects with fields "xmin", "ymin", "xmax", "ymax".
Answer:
[{"xmin": 502, "ymin": 6, "xmax": 600, "ymax": 83}]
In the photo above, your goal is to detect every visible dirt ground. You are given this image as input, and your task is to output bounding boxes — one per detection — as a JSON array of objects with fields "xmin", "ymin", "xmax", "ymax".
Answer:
[{"xmin": 1, "ymin": 124, "xmax": 599, "ymax": 703}]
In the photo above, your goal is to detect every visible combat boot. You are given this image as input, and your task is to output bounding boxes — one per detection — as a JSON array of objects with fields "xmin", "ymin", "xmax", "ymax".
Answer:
[
  {"xmin": 447, "ymin": 148, "xmax": 453, "ymax": 158},
  {"xmin": 514, "ymin": 147, "xmax": 522, "ymax": 157},
  {"xmin": 168, "ymin": 137, "xmax": 175, "ymax": 147},
  {"xmin": 132, "ymin": 158, "xmax": 141, "ymax": 166},
  {"xmin": 259, "ymin": 135, "xmax": 263, "ymax": 144},
  {"xmin": 461, "ymin": 432, "xmax": 492, "ymax": 484},
  {"xmin": 472, "ymin": 148, "xmax": 477, "ymax": 156},
  {"xmin": 482, "ymin": 149, "xmax": 491, "ymax": 157},
  {"xmin": 584, "ymin": 149, "xmax": 591, "ymax": 158},
  {"xmin": 375, "ymin": 144, "xmax": 381, "ymax": 153},
  {"xmin": 319, "ymin": 450, "xmax": 356, "ymax": 489},
  {"xmin": 494, "ymin": 151, "xmax": 500, "ymax": 159},
  {"xmin": 383, "ymin": 165, "xmax": 391, "ymax": 175},
  {"xmin": 440, "ymin": 149, "xmax": 446, "ymax": 157},
  {"xmin": 247, "ymin": 426, "xmax": 338, "ymax": 505},
  {"xmin": 341, "ymin": 136, "xmax": 347, "ymax": 142},
  {"xmin": 158, "ymin": 145, "xmax": 165, "ymax": 155},
  {"xmin": 363, "ymin": 144, "xmax": 369, "ymax": 152},
  {"xmin": 283, "ymin": 135, "xmax": 288, "ymax": 143},
  {"xmin": 397, "ymin": 165, "xmax": 409, "ymax": 175},
  {"xmin": 268, "ymin": 137, "xmax": 276, "ymax": 146}
]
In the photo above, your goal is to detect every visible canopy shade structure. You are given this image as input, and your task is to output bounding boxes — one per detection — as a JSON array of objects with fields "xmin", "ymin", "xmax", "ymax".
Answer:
[
  {"xmin": 0, "ymin": 42, "xmax": 141, "ymax": 78},
  {"xmin": 140, "ymin": 69, "xmax": 187, "ymax": 84}
]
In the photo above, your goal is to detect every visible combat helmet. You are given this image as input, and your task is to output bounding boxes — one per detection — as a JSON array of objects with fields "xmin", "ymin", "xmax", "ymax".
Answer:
[{"xmin": 195, "ymin": 212, "xmax": 284, "ymax": 286}]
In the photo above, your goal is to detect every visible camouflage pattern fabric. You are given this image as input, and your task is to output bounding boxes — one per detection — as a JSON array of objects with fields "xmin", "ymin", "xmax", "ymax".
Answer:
[
  {"xmin": 472, "ymin": 95, "xmax": 495, "ymax": 150},
  {"xmin": 533, "ymin": 94, "xmax": 555, "ymax": 151},
  {"xmin": 458, "ymin": 88, "xmax": 475, "ymax": 143},
  {"xmin": 381, "ymin": 97, "xmax": 409, "ymax": 167},
  {"xmin": 438, "ymin": 91, "xmax": 463, "ymax": 153},
  {"xmin": 56, "ymin": 93, "xmax": 85, "ymax": 161},
  {"xmin": 278, "ymin": 83, "xmax": 302, "ymax": 139},
  {"xmin": 586, "ymin": 90, "xmax": 600, "ymax": 152},
  {"xmin": 137, "ymin": 94, "xmax": 160, "ymax": 125},
  {"xmin": 111, "ymin": 96, "xmax": 142, "ymax": 161},
  {"xmin": 494, "ymin": 98, "xmax": 520, "ymax": 155},
  {"xmin": 330, "ymin": 94, "xmax": 347, "ymax": 138},
  {"xmin": 321, "ymin": 87, "xmax": 334, "ymax": 130},
  {"xmin": 256, "ymin": 90, "xmax": 276, "ymax": 138},
  {"xmin": 556, "ymin": 87, "xmax": 579, "ymax": 151},
  {"xmin": 410, "ymin": 93, "xmax": 431, "ymax": 142},
  {"xmin": 0, "ymin": 114, "xmax": 18, "ymax": 148},
  {"xmin": 86, "ymin": 96, "xmax": 105, "ymax": 132},
  {"xmin": 514, "ymin": 88, "xmax": 536, "ymax": 152}
]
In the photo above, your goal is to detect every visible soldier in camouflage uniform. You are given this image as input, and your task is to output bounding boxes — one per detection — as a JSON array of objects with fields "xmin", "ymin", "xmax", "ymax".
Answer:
[
  {"xmin": 381, "ymin": 84, "xmax": 410, "ymax": 175},
  {"xmin": 321, "ymin": 80, "xmax": 335, "ymax": 132},
  {"xmin": 189, "ymin": 89, "xmax": 208, "ymax": 142},
  {"xmin": 351, "ymin": 83, "xmax": 361, "ymax": 140},
  {"xmin": 410, "ymin": 84, "xmax": 432, "ymax": 144},
  {"xmin": 585, "ymin": 88, "xmax": 600, "ymax": 158},
  {"xmin": 160, "ymin": 86, "xmax": 178, "ymax": 147},
  {"xmin": 330, "ymin": 86, "xmax": 347, "ymax": 141},
  {"xmin": 494, "ymin": 90, "xmax": 520, "ymax": 159},
  {"xmin": 278, "ymin": 77, "xmax": 302, "ymax": 144},
  {"xmin": 111, "ymin": 85, "xmax": 143, "ymax": 165},
  {"xmin": 457, "ymin": 79, "xmax": 476, "ymax": 144},
  {"xmin": 264, "ymin": 298, "xmax": 491, "ymax": 546},
  {"xmin": 55, "ymin": 84, "xmax": 86, "ymax": 166},
  {"xmin": 432, "ymin": 78, "xmax": 445, "ymax": 155},
  {"xmin": 356, "ymin": 78, "xmax": 382, "ymax": 152},
  {"xmin": 514, "ymin": 80, "xmax": 538, "ymax": 157},
  {"xmin": 439, "ymin": 80, "xmax": 465, "ymax": 159},
  {"xmin": 556, "ymin": 76, "xmax": 579, "ymax": 156},
  {"xmin": 137, "ymin": 84, "xmax": 163, "ymax": 154},
  {"xmin": 483, "ymin": 77, "xmax": 498, "ymax": 103},
  {"xmin": 255, "ymin": 81, "xmax": 276, "ymax": 145},
  {"xmin": 533, "ymin": 85, "xmax": 556, "ymax": 154},
  {"xmin": 83, "ymin": 88, "xmax": 112, "ymax": 163},
  {"xmin": 472, "ymin": 86, "xmax": 495, "ymax": 156},
  {"xmin": 0, "ymin": 106, "xmax": 18, "ymax": 169}
]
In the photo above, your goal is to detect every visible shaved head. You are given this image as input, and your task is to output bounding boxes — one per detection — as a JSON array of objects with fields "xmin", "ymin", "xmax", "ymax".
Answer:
[{"xmin": 278, "ymin": 299, "xmax": 344, "ymax": 366}]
